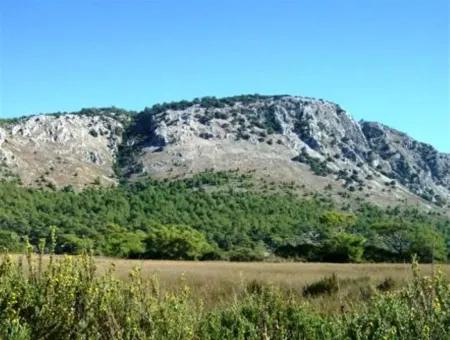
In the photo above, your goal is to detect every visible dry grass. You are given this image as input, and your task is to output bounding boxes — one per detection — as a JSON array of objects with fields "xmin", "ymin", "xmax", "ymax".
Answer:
[
  {"xmin": 92, "ymin": 258, "xmax": 450, "ymax": 310},
  {"xmin": 17, "ymin": 254, "xmax": 450, "ymax": 311}
]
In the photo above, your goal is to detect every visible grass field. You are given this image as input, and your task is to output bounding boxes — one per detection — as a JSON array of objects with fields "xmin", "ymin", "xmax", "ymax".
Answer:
[
  {"xmin": 93, "ymin": 258, "xmax": 450, "ymax": 308},
  {"xmin": 20, "ymin": 255, "xmax": 450, "ymax": 311},
  {"xmin": 3, "ymin": 254, "xmax": 449, "ymax": 339}
]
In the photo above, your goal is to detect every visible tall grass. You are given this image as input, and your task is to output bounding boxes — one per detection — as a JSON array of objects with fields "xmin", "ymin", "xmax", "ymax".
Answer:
[{"xmin": 0, "ymin": 252, "xmax": 448, "ymax": 339}]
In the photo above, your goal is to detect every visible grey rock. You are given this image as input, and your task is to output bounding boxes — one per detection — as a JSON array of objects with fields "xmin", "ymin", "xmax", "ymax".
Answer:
[{"xmin": 0, "ymin": 96, "xmax": 448, "ymax": 210}]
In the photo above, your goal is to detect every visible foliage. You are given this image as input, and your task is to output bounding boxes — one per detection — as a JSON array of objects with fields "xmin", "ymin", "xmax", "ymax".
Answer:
[
  {"xmin": 292, "ymin": 150, "xmax": 332, "ymax": 176},
  {"xmin": 226, "ymin": 243, "xmax": 268, "ymax": 261},
  {"xmin": 303, "ymin": 273, "xmax": 339, "ymax": 297},
  {"xmin": 144, "ymin": 224, "xmax": 215, "ymax": 260},
  {"xmin": 0, "ymin": 230, "xmax": 22, "ymax": 252},
  {"xmin": 97, "ymin": 224, "xmax": 146, "ymax": 258},
  {"xmin": 0, "ymin": 117, "xmax": 23, "ymax": 126},
  {"xmin": 0, "ymin": 254, "xmax": 448, "ymax": 339},
  {"xmin": 323, "ymin": 233, "xmax": 366, "ymax": 262},
  {"xmin": 0, "ymin": 172, "xmax": 448, "ymax": 262}
]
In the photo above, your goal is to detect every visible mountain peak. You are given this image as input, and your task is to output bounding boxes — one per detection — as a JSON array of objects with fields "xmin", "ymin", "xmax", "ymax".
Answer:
[{"xmin": 0, "ymin": 95, "xmax": 448, "ymax": 210}]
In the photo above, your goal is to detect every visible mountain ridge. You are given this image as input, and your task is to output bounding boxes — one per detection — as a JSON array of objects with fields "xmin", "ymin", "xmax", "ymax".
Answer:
[{"xmin": 0, "ymin": 94, "xmax": 449, "ymax": 210}]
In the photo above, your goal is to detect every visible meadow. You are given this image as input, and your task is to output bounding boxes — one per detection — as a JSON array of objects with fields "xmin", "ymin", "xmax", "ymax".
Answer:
[
  {"xmin": 91, "ymin": 257, "xmax": 450, "ymax": 309},
  {"xmin": 1, "ymin": 253, "xmax": 449, "ymax": 339},
  {"xmin": 1, "ymin": 172, "xmax": 449, "ymax": 338}
]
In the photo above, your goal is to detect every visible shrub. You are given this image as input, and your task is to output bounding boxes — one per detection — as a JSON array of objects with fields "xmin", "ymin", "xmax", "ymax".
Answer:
[
  {"xmin": 292, "ymin": 151, "xmax": 332, "ymax": 176},
  {"xmin": 144, "ymin": 224, "xmax": 215, "ymax": 260},
  {"xmin": 377, "ymin": 277, "xmax": 396, "ymax": 292},
  {"xmin": 0, "ymin": 254, "xmax": 448, "ymax": 339},
  {"xmin": 322, "ymin": 233, "xmax": 366, "ymax": 263},
  {"xmin": 0, "ymin": 230, "xmax": 22, "ymax": 253},
  {"xmin": 227, "ymin": 245, "xmax": 267, "ymax": 262},
  {"xmin": 0, "ymin": 171, "xmax": 448, "ymax": 263},
  {"xmin": 303, "ymin": 274, "xmax": 339, "ymax": 297}
]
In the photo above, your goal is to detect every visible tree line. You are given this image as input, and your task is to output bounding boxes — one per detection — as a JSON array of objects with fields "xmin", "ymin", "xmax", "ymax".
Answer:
[{"xmin": 0, "ymin": 171, "xmax": 448, "ymax": 262}]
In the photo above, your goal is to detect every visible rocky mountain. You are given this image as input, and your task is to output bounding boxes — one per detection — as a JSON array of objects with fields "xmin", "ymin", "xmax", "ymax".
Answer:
[
  {"xmin": 1, "ymin": 95, "xmax": 449, "ymax": 210},
  {"xmin": 0, "ymin": 108, "xmax": 130, "ymax": 188}
]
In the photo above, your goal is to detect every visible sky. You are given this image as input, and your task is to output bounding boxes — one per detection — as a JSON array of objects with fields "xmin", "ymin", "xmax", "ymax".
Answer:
[{"xmin": 0, "ymin": 0, "xmax": 449, "ymax": 152}]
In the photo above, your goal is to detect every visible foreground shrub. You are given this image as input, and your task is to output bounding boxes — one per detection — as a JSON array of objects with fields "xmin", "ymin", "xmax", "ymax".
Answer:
[
  {"xmin": 0, "ymin": 253, "xmax": 448, "ymax": 339},
  {"xmin": 198, "ymin": 286, "xmax": 342, "ymax": 339},
  {"xmin": 0, "ymin": 254, "xmax": 199, "ymax": 339},
  {"xmin": 344, "ymin": 262, "xmax": 450, "ymax": 339}
]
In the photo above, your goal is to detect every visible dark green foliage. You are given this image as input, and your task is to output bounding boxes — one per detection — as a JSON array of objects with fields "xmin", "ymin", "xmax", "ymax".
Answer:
[
  {"xmin": 56, "ymin": 233, "xmax": 94, "ymax": 254},
  {"xmin": 144, "ymin": 224, "xmax": 215, "ymax": 260},
  {"xmin": 322, "ymin": 233, "xmax": 366, "ymax": 262},
  {"xmin": 0, "ymin": 117, "xmax": 23, "ymax": 126},
  {"xmin": 0, "ymin": 230, "xmax": 22, "ymax": 252},
  {"xmin": 0, "ymin": 171, "xmax": 448, "ymax": 262},
  {"xmin": 97, "ymin": 224, "xmax": 146, "ymax": 258},
  {"xmin": 114, "ymin": 107, "xmax": 162, "ymax": 177},
  {"xmin": 292, "ymin": 150, "xmax": 332, "ymax": 176},
  {"xmin": 302, "ymin": 274, "xmax": 339, "ymax": 297},
  {"xmin": 263, "ymin": 105, "xmax": 283, "ymax": 134},
  {"xmin": 0, "ymin": 255, "xmax": 448, "ymax": 339},
  {"xmin": 227, "ymin": 244, "xmax": 267, "ymax": 261}
]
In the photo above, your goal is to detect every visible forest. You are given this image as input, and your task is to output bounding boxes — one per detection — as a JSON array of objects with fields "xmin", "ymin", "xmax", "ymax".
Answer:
[{"xmin": 0, "ymin": 171, "xmax": 448, "ymax": 263}]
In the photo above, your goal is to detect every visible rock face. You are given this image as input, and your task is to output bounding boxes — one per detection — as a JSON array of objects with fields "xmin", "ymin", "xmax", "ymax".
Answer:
[
  {"xmin": 0, "ymin": 110, "xmax": 128, "ymax": 188},
  {"xmin": 360, "ymin": 122, "xmax": 450, "ymax": 203},
  {"xmin": 0, "ymin": 95, "xmax": 449, "ymax": 209}
]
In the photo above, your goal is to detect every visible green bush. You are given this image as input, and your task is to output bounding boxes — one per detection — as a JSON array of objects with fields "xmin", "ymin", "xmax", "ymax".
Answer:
[
  {"xmin": 303, "ymin": 273, "xmax": 339, "ymax": 297},
  {"xmin": 0, "ymin": 171, "xmax": 448, "ymax": 262},
  {"xmin": 56, "ymin": 233, "xmax": 94, "ymax": 254},
  {"xmin": 322, "ymin": 233, "xmax": 366, "ymax": 263},
  {"xmin": 0, "ymin": 230, "xmax": 22, "ymax": 252},
  {"xmin": 227, "ymin": 244, "xmax": 267, "ymax": 261},
  {"xmin": 0, "ymin": 254, "xmax": 448, "ymax": 339},
  {"xmin": 144, "ymin": 224, "xmax": 215, "ymax": 260}
]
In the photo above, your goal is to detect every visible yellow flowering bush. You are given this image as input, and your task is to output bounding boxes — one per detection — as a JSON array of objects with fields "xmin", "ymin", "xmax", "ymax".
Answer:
[{"xmin": 0, "ymin": 253, "xmax": 448, "ymax": 339}]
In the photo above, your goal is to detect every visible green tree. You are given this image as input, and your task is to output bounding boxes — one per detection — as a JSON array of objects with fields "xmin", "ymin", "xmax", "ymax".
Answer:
[
  {"xmin": 57, "ymin": 234, "xmax": 94, "ymax": 254},
  {"xmin": 323, "ymin": 232, "xmax": 366, "ymax": 262},
  {"xmin": 144, "ymin": 224, "xmax": 215, "ymax": 260},
  {"xmin": 0, "ymin": 230, "xmax": 21, "ymax": 252},
  {"xmin": 408, "ymin": 225, "xmax": 447, "ymax": 262},
  {"xmin": 370, "ymin": 221, "xmax": 413, "ymax": 261},
  {"xmin": 320, "ymin": 211, "xmax": 357, "ymax": 233},
  {"xmin": 98, "ymin": 224, "xmax": 146, "ymax": 258}
]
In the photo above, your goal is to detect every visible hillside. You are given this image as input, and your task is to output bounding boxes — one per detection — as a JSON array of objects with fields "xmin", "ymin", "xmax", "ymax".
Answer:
[
  {"xmin": 1, "ymin": 171, "xmax": 449, "ymax": 262},
  {"xmin": 0, "ymin": 95, "xmax": 449, "ymax": 211},
  {"xmin": 1, "ymin": 96, "xmax": 450, "ymax": 262}
]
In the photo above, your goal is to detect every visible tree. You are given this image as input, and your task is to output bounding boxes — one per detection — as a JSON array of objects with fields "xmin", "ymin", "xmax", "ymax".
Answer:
[
  {"xmin": 319, "ymin": 211, "xmax": 357, "ymax": 234},
  {"xmin": 0, "ymin": 230, "xmax": 21, "ymax": 252},
  {"xmin": 370, "ymin": 221, "xmax": 413, "ymax": 261},
  {"xmin": 98, "ymin": 224, "xmax": 146, "ymax": 258},
  {"xmin": 56, "ymin": 233, "xmax": 94, "ymax": 254},
  {"xmin": 144, "ymin": 224, "xmax": 215, "ymax": 260},
  {"xmin": 408, "ymin": 225, "xmax": 447, "ymax": 262},
  {"xmin": 322, "ymin": 232, "xmax": 366, "ymax": 263}
]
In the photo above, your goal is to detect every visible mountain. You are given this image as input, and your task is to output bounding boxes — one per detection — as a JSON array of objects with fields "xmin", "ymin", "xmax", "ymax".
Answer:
[{"xmin": 0, "ymin": 95, "xmax": 449, "ymax": 210}]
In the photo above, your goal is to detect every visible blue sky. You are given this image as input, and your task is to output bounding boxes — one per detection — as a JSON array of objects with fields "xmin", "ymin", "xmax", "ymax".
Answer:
[{"xmin": 1, "ymin": 0, "xmax": 449, "ymax": 151}]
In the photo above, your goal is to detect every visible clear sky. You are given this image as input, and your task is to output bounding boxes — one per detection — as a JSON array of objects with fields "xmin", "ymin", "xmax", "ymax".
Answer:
[{"xmin": 1, "ymin": 0, "xmax": 449, "ymax": 152}]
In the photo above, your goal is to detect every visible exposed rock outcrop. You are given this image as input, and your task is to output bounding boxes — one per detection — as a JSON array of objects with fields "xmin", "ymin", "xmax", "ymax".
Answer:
[
  {"xmin": 0, "ymin": 110, "xmax": 128, "ymax": 188},
  {"xmin": 0, "ymin": 95, "xmax": 448, "ymax": 209}
]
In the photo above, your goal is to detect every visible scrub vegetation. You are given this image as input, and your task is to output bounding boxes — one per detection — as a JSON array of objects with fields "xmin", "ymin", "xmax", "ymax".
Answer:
[
  {"xmin": 0, "ymin": 251, "xmax": 448, "ymax": 339},
  {"xmin": 0, "ymin": 171, "xmax": 449, "ymax": 263}
]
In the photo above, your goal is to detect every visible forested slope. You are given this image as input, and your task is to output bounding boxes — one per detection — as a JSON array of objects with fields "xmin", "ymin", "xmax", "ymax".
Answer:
[{"xmin": 0, "ymin": 171, "xmax": 448, "ymax": 262}]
